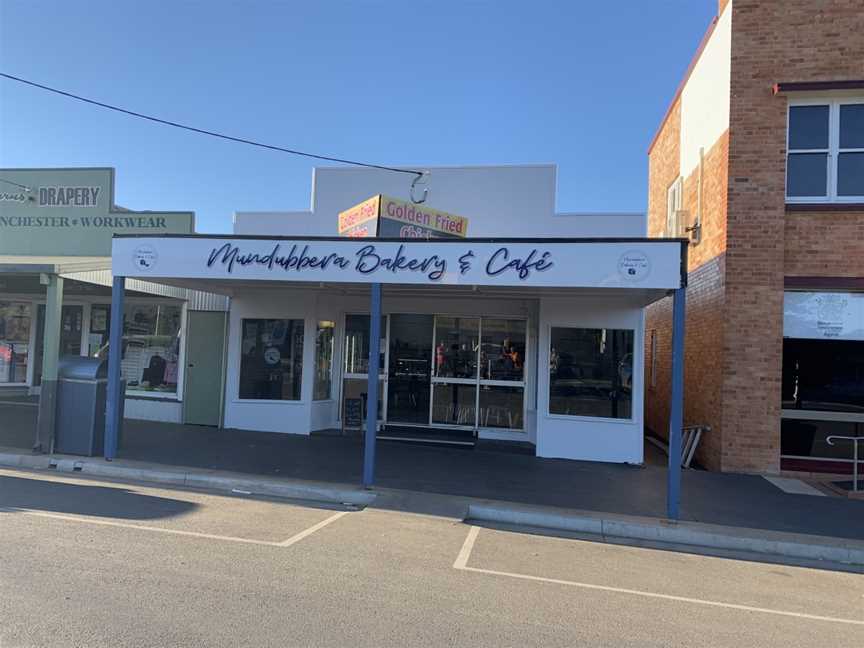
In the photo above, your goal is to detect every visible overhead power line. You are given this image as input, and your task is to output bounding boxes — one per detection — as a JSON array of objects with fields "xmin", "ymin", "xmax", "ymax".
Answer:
[
  {"xmin": 0, "ymin": 176, "xmax": 32, "ymax": 190},
  {"xmin": 0, "ymin": 72, "xmax": 423, "ymax": 178}
]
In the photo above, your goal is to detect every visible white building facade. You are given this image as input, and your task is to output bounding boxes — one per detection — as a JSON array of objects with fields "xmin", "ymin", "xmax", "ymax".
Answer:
[{"xmin": 113, "ymin": 164, "xmax": 685, "ymax": 466}]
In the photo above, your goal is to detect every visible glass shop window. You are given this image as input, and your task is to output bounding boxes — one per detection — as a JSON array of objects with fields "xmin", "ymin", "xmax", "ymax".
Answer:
[
  {"xmin": 480, "ymin": 319, "xmax": 526, "ymax": 382},
  {"xmin": 343, "ymin": 314, "xmax": 385, "ymax": 374},
  {"xmin": 0, "ymin": 302, "xmax": 32, "ymax": 384},
  {"xmin": 314, "ymin": 320, "xmax": 334, "ymax": 400},
  {"xmin": 434, "ymin": 317, "xmax": 479, "ymax": 379},
  {"xmin": 239, "ymin": 319, "xmax": 304, "ymax": 400},
  {"xmin": 90, "ymin": 303, "xmax": 183, "ymax": 394},
  {"xmin": 549, "ymin": 327, "xmax": 634, "ymax": 419},
  {"xmin": 121, "ymin": 304, "xmax": 183, "ymax": 394},
  {"xmin": 782, "ymin": 338, "xmax": 864, "ymax": 413}
]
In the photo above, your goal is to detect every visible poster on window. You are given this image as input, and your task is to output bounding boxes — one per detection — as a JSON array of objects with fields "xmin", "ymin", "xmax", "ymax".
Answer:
[{"xmin": 784, "ymin": 291, "xmax": 864, "ymax": 341}]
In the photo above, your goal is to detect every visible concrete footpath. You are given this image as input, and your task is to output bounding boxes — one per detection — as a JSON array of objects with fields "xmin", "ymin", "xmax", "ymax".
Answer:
[{"xmin": 2, "ymin": 445, "xmax": 863, "ymax": 569}]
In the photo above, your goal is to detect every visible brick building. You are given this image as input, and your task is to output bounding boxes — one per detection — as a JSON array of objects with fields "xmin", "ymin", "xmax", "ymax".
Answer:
[{"xmin": 645, "ymin": 0, "xmax": 864, "ymax": 474}]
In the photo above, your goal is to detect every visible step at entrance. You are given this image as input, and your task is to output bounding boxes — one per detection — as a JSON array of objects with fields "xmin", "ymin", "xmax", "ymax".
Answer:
[{"xmin": 378, "ymin": 425, "xmax": 476, "ymax": 447}]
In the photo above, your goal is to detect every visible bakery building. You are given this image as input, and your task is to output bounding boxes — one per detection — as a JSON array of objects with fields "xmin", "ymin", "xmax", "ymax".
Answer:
[
  {"xmin": 0, "ymin": 167, "xmax": 227, "ymax": 450},
  {"xmin": 645, "ymin": 0, "xmax": 864, "ymax": 475},
  {"xmin": 107, "ymin": 165, "xmax": 688, "ymax": 488}
]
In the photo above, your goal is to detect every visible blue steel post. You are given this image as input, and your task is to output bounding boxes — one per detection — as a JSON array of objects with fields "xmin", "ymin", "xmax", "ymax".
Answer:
[
  {"xmin": 362, "ymin": 283, "xmax": 382, "ymax": 488},
  {"xmin": 666, "ymin": 286, "xmax": 687, "ymax": 520},
  {"xmin": 105, "ymin": 276, "xmax": 125, "ymax": 460}
]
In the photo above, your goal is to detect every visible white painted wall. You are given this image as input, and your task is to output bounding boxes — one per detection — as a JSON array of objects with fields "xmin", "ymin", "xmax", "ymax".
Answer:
[
  {"xmin": 679, "ymin": 1, "xmax": 732, "ymax": 178},
  {"xmin": 536, "ymin": 296, "xmax": 645, "ymax": 463},
  {"xmin": 223, "ymin": 289, "xmax": 314, "ymax": 434},
  {"xmin": 234, "ymin": 165, "xmax": 645, "ymax": 238},
  {"xmin": 124, "ymin": 397, "xmax": 182, "ymax": 423}
]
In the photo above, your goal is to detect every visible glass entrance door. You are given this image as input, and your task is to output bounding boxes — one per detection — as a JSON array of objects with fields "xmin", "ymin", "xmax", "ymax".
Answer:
[
  {"xmin": 431, "ymin": 316, "xmax": 479, "ymax": 427},
  {"xmin": 386, "ymin": 314, "xmax": 433, "ymax": 424}
]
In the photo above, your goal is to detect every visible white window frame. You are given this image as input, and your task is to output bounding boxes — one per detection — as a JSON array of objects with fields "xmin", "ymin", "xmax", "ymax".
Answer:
[
  {"xmin": 666, "ymin": 177, "xmax": 683, "ymax": 236},
  {"xmin": 786, "ymin": 97, "xmax": 864, "ymax": 204}
]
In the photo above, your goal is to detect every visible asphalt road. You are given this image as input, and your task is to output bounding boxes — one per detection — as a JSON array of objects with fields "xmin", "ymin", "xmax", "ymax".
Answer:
[{"xmin": 0, "ymin": 467, "xmax": 861, "ymax": 648}]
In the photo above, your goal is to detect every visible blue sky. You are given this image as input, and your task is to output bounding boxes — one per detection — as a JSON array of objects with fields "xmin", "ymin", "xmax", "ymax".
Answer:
[{"xmin": 0, "ymin": 1, "xmax": 716, "ymax": 233}]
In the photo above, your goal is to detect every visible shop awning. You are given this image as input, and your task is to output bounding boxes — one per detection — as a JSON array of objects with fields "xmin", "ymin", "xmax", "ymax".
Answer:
[{"xmin": 111, "ymin": 235, "xmax": 687, "ymax": 296}]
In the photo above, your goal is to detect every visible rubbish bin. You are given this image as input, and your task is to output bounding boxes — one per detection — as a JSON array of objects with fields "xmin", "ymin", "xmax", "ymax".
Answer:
[{"xmin": 54, "ymin": 356, "xmax": 125, "ymax": 456}]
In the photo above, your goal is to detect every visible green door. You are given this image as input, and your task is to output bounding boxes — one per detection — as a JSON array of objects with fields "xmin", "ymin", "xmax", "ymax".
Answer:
[{"xmin": 183, "ymin": 311, "xmax": 226, "ymax": 426}]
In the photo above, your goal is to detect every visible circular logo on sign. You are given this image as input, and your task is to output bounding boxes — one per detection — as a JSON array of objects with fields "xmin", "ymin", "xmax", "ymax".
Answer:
[
  {"xmin": 617, "ymin": 250, "xmax": 651, "ymax": 282},
  {"xmin": 133, "ymin": 245, "xmax": 158, "ymax": 271},
  {"xmin": 263, "ymin": 347, "xmax": 281, "ymax": 365}
]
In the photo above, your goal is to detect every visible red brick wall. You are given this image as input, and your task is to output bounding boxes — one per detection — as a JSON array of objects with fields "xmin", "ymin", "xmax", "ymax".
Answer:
[
  {"xmin": 720, "ymin": 0, "xmax": 864, "ymax": 473},
  {"xmin": 785, "ymin": 211, "xmax": 864, "ymax": 277},
  {"xmin": 645, "ymin": 90, "xmax": 729, "ymax": 470},
  {"xmin": 647, "ymin": 99, "xmax": 681, "ymax": 238}
]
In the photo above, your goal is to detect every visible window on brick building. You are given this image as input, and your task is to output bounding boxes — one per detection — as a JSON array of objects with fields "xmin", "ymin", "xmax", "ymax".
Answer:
[
  {"xmin": 786, "ymin": 99, "xmax": 864, "ymax": 202},
  {"xmin": 665, "ymin": 177, "xmax": 683, "ymax": 236}
]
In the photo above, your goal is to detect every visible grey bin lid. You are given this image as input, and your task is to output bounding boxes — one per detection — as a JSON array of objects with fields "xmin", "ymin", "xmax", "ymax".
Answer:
[{"xmin": 58, "ymin": 356, "xmax": 109, "ymax": 381}]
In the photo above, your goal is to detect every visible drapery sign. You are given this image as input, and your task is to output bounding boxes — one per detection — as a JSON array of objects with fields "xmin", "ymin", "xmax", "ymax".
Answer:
[
  {"xmin": 784, "ymin": 291, "xmax": 864, "ymax": 341},
  {"xmin": 114, "ymin": 237, "xmax": 684, "ymax": 290}
]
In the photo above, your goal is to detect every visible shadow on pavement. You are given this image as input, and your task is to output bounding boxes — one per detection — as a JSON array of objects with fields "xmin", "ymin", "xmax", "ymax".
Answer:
[{"xmin": 0, "ymin": 475, "xmax": 199, "ymax": 521}]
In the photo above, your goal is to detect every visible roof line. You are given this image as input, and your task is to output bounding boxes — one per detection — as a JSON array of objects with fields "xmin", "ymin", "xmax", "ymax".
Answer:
[
  {"xmin": 646, "ymin": 14, "xmax": 720, "ymax": 155},
  {"xmin": 112, "ymin": 233, "xmax": 688, "ymax": 244}
]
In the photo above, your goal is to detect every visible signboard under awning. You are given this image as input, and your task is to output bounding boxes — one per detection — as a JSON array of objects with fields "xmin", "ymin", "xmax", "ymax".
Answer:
[
  {"xmin": 337, "ymin": 195, "xmax": 469, "ymax": 239},
  {"xmin": 112, "ymin": 236, "xmax": 685, "ymax": 291}
]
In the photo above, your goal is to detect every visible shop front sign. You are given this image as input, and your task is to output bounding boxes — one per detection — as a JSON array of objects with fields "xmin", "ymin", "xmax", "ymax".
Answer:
[
  {"xmin": 784, "ymin": 291, "xmax": 864, "ymax": 341},
  {"xmin": 338, "ymin": 195, "xmax": 469, "ymax": 239},
  {"xmin": 114, "ymin": 236, "xmax": 685, "ymax": 290},
  {"xmin": 0, "ymin": 168, "xmax": 194, "ymax": 256}
]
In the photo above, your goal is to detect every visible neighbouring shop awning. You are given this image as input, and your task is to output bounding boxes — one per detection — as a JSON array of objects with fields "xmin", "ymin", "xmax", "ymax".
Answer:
[{"xmin": 0, "ymin": 255, "xmax": 111, "ymax": 275}]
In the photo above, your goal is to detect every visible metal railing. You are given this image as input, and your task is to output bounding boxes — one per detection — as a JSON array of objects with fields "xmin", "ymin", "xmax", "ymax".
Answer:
[
  {"xmin": 826, "ymin": 435, "xmax": 863, "ymax": 493},
  {"xmin": 682, "ymin": 425, "xmax": 709, "ymax": 469}
]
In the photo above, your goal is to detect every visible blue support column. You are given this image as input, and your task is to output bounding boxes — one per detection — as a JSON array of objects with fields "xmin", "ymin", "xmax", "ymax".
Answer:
[
  {"xmin": 362, "ymin": 283, "xmax": 382, "ymax": 488},
  {"xmin": 666, "ymin": 286, "xmax": 687, "ymax": 520},
  {"xmin": 105, "ymin": 276, "xmax": 125, "ymax": 460}
]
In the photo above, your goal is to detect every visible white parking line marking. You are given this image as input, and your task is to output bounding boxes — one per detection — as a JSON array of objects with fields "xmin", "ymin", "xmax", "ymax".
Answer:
[
  {"xmin": 453, "ymin": 525, "xmax": 479, "ymax": 569},
  {"xmin": 278, "ymin": 511, "xmax": 348, "ymax": 547},
  {"xmin": 453, "ymin": 526, "xmax": 864, "ymax": 627},
  {"xmin": 2, "ymin": 507, "xmax": 349, "ymax": 548}
]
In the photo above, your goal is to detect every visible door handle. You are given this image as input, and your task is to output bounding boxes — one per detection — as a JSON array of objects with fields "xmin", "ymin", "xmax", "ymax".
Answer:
[{"xmin": 187, "ymin": 363, "xmax": 195, "ymax": 368}]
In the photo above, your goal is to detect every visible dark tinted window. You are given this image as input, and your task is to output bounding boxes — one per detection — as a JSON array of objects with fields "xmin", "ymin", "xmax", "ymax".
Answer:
[
  {"xmin": 239, "ymin": 319, "xmax": 304, "ymax": 400},
  {"xmin": 549, "ymin": 327, "xmax": 633, "ymax": 419},
  {"xmin": 786, "ymin": 153, "xmax": 828, "ymax": 197},
  {"xmin": 839, "ymin": 104, "xmax": 864, "ymax": 149},
  {"xmin": 788, "ymin": 105, "xmax": 829, "ymax": 149},
  {"xmin": 838, "ymin": 152, "xmax": 864, "ymax": 196},
  {"xmin": 782, "ymin": 338, "xmax": 864, "ymax": 412}
]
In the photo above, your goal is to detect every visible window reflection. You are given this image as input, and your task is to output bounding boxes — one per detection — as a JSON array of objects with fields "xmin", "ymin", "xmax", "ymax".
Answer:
[
  {"xmin": 549, "ymin": 327, "xmax": 633, "ymax": 419},
  {"xmin": 434, "ymin": 317, "xmax": 478, "ymax": 378},
  {"xmin": 479, "ymin": 385, "xmax": 524, "ymax": 429},
  {"xmin": 480, "ymin": 319, "xmax": 526, "ymax": 381},
  {"xmin": 314, "ymin": 321, "xmax": 334, "ymax": 400},
  {"xmin": 782, "ymin": 338, "xmax": 864, "ymax": 412},
  {"xmin": 239, "ymin": 319, "xmax": 304, "ymax": 400},
  {"xmin": 0, "ymin": 302, "xmax": 31, "ymax": 384},
  {"xmin": 343, "ymin": 314, "xmax": 385, "ymax": 374}
]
